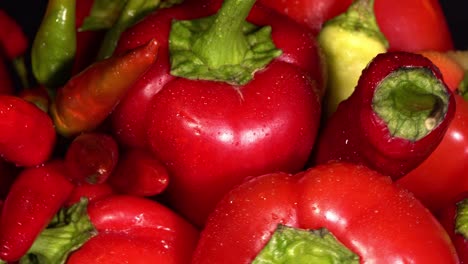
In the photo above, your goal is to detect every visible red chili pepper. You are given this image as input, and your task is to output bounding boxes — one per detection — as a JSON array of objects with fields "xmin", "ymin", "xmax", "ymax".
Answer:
[
  {"xmin": 24, "ymin": 195, "xmax": 199, "ymax": 263},
  {"xmin": 0, "ymin": 95, "xmax": 56, "ymax": 167},
  {"xmin": 64, "ymin": 132, "xmax": 119, "ymax": 185},
  {"xmin": 312, "ymin": 51, "xmax": 455, "ymax": 180},
  {"xmin": 192, "ymin": 162, "xmax": 458, "ymax": 263},
  {"xmin": 0, "ymin": 9, "xmax": 28, "ymax": 60},
  {"xmin": 113, "ymin": 0, "xmax": 323, "ymax": 227},
  {"xmin": 107, "ymin": 148, "xmax": 169, "ymax": 197},
  {"xmin": 0, "ymin": 161, "xmax": 74, "ymax": 262},
  {"xmin": 50, "ymin": 38, "xmax": 159, "ymax": 137},
  {"xmin": 438, "ymin": 192, "xmax": 468, "ymax": 263},
  {"xmin": 65, "ymin": 182, "xmax": 115, "ymax": 207}
]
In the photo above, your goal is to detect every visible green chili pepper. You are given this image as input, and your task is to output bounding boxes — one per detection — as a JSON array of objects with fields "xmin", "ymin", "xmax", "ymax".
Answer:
[{"xmin": 31, "ymin": 0, "xmax": 77, "ymax": 89}]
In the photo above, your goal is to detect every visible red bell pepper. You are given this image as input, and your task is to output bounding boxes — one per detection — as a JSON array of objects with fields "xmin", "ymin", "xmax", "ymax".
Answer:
[
  {"xmin": 438, "ymin": 192, "xmax": 468, "ymax": 263},
  {"xmin": 24, "ymin": 195, "xmax": 199, "ymax": 264},
  {"xmin": 64, "ymin": 132, "xmax": 119, "ymax": 185},
  {"xmin": 50, "ymin": 38, "xmax": 158, "ymax": 137},
  {"xmin": 192, "ymin": 162, "xmax": 458, "ymax": 263},
  {"xmin": 0, "ymin": 161, "xmax": 74, "ymax": 262},
  {"xmin": 312, "ymin": 51, "xmax": 455, "ymax": 180},
  {"xmin": 107, "ymin": 148, "xmax": 169, "ymax": 197},
  {"xmin": 257, "ymin": 0, "xmax": 453, "ymax": 52},
  {"xmin": 113, "ymin": 0, "xmax": 323, "ymax": 227},
  {"xmin": 0, "ymin": 95, "xmax": 56, "ymax": 167}
]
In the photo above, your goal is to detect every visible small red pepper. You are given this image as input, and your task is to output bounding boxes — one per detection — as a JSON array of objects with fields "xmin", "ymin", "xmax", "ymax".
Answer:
[
  {"xmin": 0, "ymin": 95, "xmax": 56, "ymax": 167},
  {"xmin": 312, "ymin": 51, "xmax": 455, "ymax": 180},
  {"xmin": 24, "ymin": 195, "xmax": 199, "ymax": 264},
  {"xmin": 107, "ymin": 148, "xmax": 169, "ymax": 197},
  {"xmin": 0, "ymin": 161, "xmax": 74, "ymax": 262},
  {"xmin": 64, "ymin": 132, "xmax": 119, "ymax": 185},
  {"xmin": 192, "ymin": 162, "xmax": 458, "ymax": 263},
  {"xmin": 0, "ymin": 9, "xmax": 28, "ymax": 60},
  {"xmin": 50, "ymin": 38, "xmax": 159, "ymax": 137}
]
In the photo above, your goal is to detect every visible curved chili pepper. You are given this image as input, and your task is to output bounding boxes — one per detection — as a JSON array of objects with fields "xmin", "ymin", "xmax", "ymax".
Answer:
[
  {"xmin": 192, "ymin": 162, "xmax": 458, "ymax": 263},
  {"xmin": 107, "ymin": 148, "xmax": 169, "ymax": 197},
  {"xmin": 23, "ymin": 195, "xmax": 199, "ymax": 263},
  {"xmin": 64, "ymin": 132, "xmax": 119, "ymax": 185},
  {"xmin": 31, "ymin": 0, "xmax": 76, "ymax": 89},
  {"xmin": 0, "ymin": 158, "xmax": 20, "ymax": 200},
  {"xmin": 0, "ymin": 95, "xmax": 56, "ymax": 167},
  {"xmin": 0, "ymin": 161, "xmax": 74, "ymax": 262},
  {"xmin": 50, "ymin": 38, "xmax": 158, "ymax": 137},
  {"xmin": 312, "ymin": 51, "xmax": 456, "ymax": 180}
]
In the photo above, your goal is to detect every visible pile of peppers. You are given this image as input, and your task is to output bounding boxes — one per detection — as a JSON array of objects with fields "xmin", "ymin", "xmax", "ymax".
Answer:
[{"xmin": 0, "ymin": 0, "xmax": 467, "ymax": 263}]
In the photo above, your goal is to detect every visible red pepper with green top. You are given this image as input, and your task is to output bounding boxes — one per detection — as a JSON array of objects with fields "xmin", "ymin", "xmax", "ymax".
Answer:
[
  {"xmin": 113, "ymin": 0, "xmax": 324, "ymax": 227},
  {"xmin": 0, "ymin": 161, "xmax": 74, "ymax": 262},
  {"xmin": 23, "ymin": 195, "xmax": 199, "ymax": 264},
  {"xmin": 312, "ymin": 51, "xmax": 455, "ymax": 180},
  {"xmin": 192, "ymin": 162, "xmax": 459, "ymax": 263}
]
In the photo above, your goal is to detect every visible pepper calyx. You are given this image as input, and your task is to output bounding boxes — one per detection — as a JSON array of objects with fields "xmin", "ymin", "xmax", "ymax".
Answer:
[
  {"xmin": 20, "ymin": 198, "xmax": 96, "ymax": 264},
  {"xmin": 252, "ymin": 225, "xmax": 359, "ymax": 263},
  {"xmin": 169, "ymin": 0, "xmax": 282, "ymax": 85},
  {"xmin": 372, "ymin": 67, "xmax": 450, "ymax": 141},
  {"xmin": 455, "ymin": 198, "xmax": 468, "ymax": 238}
]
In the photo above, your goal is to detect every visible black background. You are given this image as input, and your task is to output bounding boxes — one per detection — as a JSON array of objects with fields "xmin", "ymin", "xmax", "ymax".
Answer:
[{"xmin": 0, "ymin": 1, "xmax": 467, "ymax": 49}]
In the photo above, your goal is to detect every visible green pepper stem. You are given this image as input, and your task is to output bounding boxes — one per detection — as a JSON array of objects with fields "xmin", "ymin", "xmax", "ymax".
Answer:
[
  {"xmin": 19, "ymin": 199, "xmax": 96, "ymax": 264},
  {"xmin": 192, "ymin": 0, "xmax": 255, "ymax": 68},
  {"xmin": 252, "ymin": 225, "xmax": 359, "ymax": 263}
]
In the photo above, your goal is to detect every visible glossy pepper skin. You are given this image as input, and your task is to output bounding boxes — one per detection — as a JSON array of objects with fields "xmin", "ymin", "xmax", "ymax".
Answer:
[
  {"xmin": 312, "ymin": 51, "xmax": 455, "ymax": 180},
  {"xmin": 26, "ymin": 195, "xmax": 199, "ymax": 264},
  {"xmin": 50, "ymin": 38, "xmax": 158, "ymax": 137},
  {"xmin": 0, "ymin": 95, "xmax": 56, "ymax": 167},
  {"xmin": 0, "ymin": 9, "xmax": 28, "ymax": 60},
  {"xmin": 113, "ymin": 0, "xmax": 323, "ymax": 227},
  {"xmin": 193, "ymin": 162, "xmax": 458, "ymax": 263},
  {"xmin": 398, "ymin": 94, "xmax": 468, "ymax": 212},
  {"xmin": 31, "ymin": 0, "xmax": 77, "ymax": 89},
  {"xmin": 0, "ymin": 162, "xmax": 74, "ymax": 262}
]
